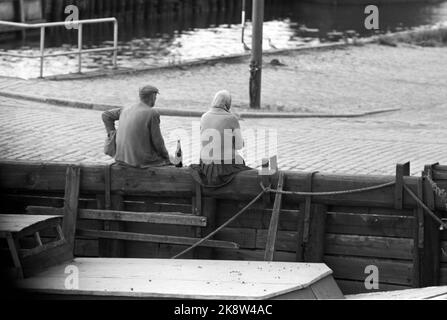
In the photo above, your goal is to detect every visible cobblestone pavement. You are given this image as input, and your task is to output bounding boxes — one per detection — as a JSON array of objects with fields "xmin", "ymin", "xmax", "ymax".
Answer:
[
  {"xmin": 1, "ymin": 44, "xmax": 447, "ymax": 115},
  {"xmin": 0, "ymin": 96, "xmax": 445, "ymax": 176}
]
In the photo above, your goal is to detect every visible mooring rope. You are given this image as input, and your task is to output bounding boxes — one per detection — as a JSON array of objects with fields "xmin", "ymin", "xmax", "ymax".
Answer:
[
  {"xmin": 172, "ymin": 173, "xmax": 447, "ymax": 259},
  {"xmin": 260, "ymin": 181, "xmax": 396, "ymax": 196},
  {"xmin": 171, "ymin": 188, "xmax": 267, "ymax": 259},
  {"xmin": 403, "ymin": 185, "xmax": 447, "ymax": 231}
]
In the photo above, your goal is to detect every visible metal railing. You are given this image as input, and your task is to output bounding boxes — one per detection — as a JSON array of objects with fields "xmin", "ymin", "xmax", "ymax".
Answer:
[{"xmin": 0, "ymin": 18, "xmax": 118, "ymax": 78}]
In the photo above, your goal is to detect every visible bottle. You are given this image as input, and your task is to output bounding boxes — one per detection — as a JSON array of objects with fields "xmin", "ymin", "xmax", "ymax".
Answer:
[{"xmin": 175, "ymin": 140, "xmax": 183, "ymax": 168}]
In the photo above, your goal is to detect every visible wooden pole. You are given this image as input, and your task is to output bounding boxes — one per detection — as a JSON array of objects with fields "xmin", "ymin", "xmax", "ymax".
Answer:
[{"xmin": 249, "ymin": 0, "xmax": 264, "ymax": 109}]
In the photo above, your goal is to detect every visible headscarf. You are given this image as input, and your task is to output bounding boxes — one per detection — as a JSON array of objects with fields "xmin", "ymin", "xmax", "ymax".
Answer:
[{"xmin": 211, "ymin": 90, "xmax": 232, "ymax": 111}]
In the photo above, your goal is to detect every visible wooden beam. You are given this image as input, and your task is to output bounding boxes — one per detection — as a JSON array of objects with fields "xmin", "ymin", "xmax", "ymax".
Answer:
[
  {"xmin": 420, "ymin": 176, "xmax": 441, "ymax": 287},
  {"xmin": 197, "ymin": 197, "xmax": 217, "ymax": 259},
  {"xmin": 62, "ymin": 165, "xmax": 81, "ymax": 253},
  {"xmin": 326, "ymin": 212, "xmax": 414, "ymax": 238},
  {"xmin": 27, "ymin": 206, "xmax": 207, "ymax": 227},
  {"xmin": 395, "ymin": 162, "xmax": 410, "ymax": 210},
  {"xmin": 304, "ymin": 204, "xmax": 327, "ymax": 262},
  {"xmin": 1, "ymin": 160, "xmax": 443, "ymax": 210},
  {"xmin": 264, "ymin": 172, "xmax": 285, "ymax": 261},
  {"xmin": 101, "ymin": 195, "xmax": 126, "ymax": 258},
  {"xmin": 5, "ymin": 233, "xmax": 23, "ymax": 278},
  {"xmin": 77, "ymin": 229, "xmax": 239, "ymax": 250},
  {"xmin": 324, "ymin": 255, "xmax": 413, "ymax": 286}
]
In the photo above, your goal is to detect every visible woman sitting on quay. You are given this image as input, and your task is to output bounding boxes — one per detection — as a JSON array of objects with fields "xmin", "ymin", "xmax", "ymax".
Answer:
[{"xmin": 191, "ymin": 90, "xmax": 251, "ymax": 188}]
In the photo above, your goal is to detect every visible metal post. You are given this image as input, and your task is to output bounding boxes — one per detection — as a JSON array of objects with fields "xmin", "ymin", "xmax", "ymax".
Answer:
[
  {"xmin": 39, "ymin": 27, "xmax": 45, "ymax": 78},
  {"xmin": 18, "ymin": 0, "xmax": 26, "ymax": 40},
  {"xmin": 241, "ymin": 0, "xmax": 246, "ymax": 43},
  {"xmin": 249, "ymin": 0, "xmax": 264, "ymax": 109},
  {"xmin": 113, "ymin": 20, "xmax": 118, "ymax": 69},
  {"xmin": 78, "ymin": 23, "xmax": 83, "ymax": 73}
]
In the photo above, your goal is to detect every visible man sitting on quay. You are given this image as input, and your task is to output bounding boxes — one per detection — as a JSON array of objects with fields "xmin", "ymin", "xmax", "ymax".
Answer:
[{"xmin": 102, "ymin": 85, "xmax": 172, "ymax": 168}]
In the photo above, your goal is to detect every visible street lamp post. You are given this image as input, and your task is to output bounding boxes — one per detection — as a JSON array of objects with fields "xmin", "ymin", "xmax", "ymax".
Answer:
[{"xmin": 249, "ymin": 0, "xmax": 265, "ymax": 109}]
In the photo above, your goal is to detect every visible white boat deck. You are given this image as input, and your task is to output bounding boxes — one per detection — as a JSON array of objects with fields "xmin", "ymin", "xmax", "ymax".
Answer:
[
  {"xmin": 347, "ymin": 286, "xmax": 447, "ymax": 300},
  {"xmin": 17, "ymin": 258, "xmax": 344, "ymax": 300}
]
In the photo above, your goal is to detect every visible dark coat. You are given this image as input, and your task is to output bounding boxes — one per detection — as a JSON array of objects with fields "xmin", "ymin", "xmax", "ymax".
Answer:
[{"xmin": 102, "ymin": 103, "xmax": 171, "ymax": 167}]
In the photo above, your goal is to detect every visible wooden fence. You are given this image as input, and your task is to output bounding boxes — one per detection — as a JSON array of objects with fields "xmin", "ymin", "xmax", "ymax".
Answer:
[{"xmin": 0, "ymin": 160, "xmax": 446, "ymax": 295}]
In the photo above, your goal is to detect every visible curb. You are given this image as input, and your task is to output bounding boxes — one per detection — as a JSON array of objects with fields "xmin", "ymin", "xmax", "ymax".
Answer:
[{"xmin": 0, "ymin": 90, "xmax": 400, "ymax": 119}]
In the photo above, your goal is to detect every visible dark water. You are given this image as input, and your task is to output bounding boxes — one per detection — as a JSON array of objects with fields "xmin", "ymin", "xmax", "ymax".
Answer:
[{"xmin": 1, "ymin": 0, "xmax": 447, "ymax": 78}]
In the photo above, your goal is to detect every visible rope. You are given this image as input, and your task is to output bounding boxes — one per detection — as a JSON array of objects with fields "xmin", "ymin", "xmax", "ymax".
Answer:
[
  {"xmin": 171, "ymin": 173, "xmax": 447, "ymax": 259},
  {"xmin": 425, "ymin": 174, "xmax": 447, "ymax": 211},
  {"xmin": 171, "ymin": 188, "xmax": 267, "ymax": 259},
  {"xmin": 261, "ymin": 181, "xmax": 396, "ymax": 196},
  {"xmin": 403, "ymin": 185, "xmax": 447, "ymax": 231}
]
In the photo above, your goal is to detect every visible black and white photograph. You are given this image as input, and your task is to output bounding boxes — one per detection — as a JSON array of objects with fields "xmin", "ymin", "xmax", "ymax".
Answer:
[{"xmin": 0, "ymin": 0, "xmax": 446, "ymax": 308}]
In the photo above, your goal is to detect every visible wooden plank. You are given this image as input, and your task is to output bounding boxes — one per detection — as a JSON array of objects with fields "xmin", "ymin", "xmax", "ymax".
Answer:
[
  {"xmin": 367, "ymin": 207, "xmax": 414, "ymax": 217},
  {"xmin": 347, "ymin": 286, "xmax": 447, "ymax": 300},
  {"xmin": 5, "ymin": 233, "xmax": 23, "ymax": 278},
  {"xmin": 304, "ymin": 204, "xmax": 327, "ymax": 262},
  {"xmin": 0, "ymin": 214, "xmax": 62, "ymax": 234},
  {"xmin": 441, "ymin": 267, "xmax": 447, "ymax": 285},
  {"xmin": 74, "ymin": 239, "xmax": 99, "ymax": 257},
  {"xmin": 264, "ymin": 172, "xmax": 285, "ymax": 261},
  {"xmin": 21, "ymin": 242, "xmax": 73, "ymax": 278},
  {"xmin": 157, "ymin": 244, "xmax": 193, "ymax": 259},
  {"xmin": 77, "ymin": 229, "xmax": 240, "ymax": 250},
  {"xmin": 213, "ymin": 248, "xmax": 297, "ymax": 262},
  {"xmin": 216, "ymin": 202, "xmax": 299, "ymax": 231},
  {"xmin": 394, "ymin": 162, "xmax": 410, "ymax": 210},
  {"xmin": 260, "ymin": 158, "xmax": 272, "ymax": 206},
  {"xmin": 309, "ymin": 276, "xmax": 345, "ymax": 299},
  {"xmin": 412, "ymin": 208, "xmax": 421, "ymax": 288},
  {"xmin": 215, "ymin": 228, "xmax": 257, "ymax": 249},
  {"xmin": 257, "ymin": 230, "xmax": 297, "ymax": 252},
  {"xmin": 433, "ymin": 170, "xmax": 447, "ymax": 180},
  {"xmin": 62, "ymin": 165, "xmax": 81, "ymax": 252},
  {"xmin": 1, "ymin": 161, "xmax": 440, "ymax": 210},
  {"xmin": 295, "ymin": 205, "xmax": 305, "ymax": 261},
  {"xmin": 2, "ymin": 194, "xmax": 96, "ymax": 213},
  {"xmin": 326, "ymin": 212, "xmax": 414, "ymax": 238},
  {"xmin": 420, "ymin": 176, "xmax": 441, "ymax": 287},
  {"xmin": 324, "ymin": 255, "xmax": 414, "ymax": 286},
  {"xmin": 141, "ymin": 201, "xmax": 192, "ymax": 214},
  {"xmin": 100, "ymin": 195, "xmax": 126, "ymax": 257},
  {"xmin": 337, "ymin": 279, "xmax": 410, "ymax": 295},
  {"xmin": 325, "ymin": 234, "xmax": 413, "ymax": 260},
  {"xmin": 21, "ymin": 239, "xmax": 66, "ymax": 259},
  {"xmin": 34, "ymin": 232, "xmax": 43, "ymax": 246},
  {"xmin": 27, "ymin": 206, "xmax": 207, "ymax": 227},
  {"xmin": 196, "ymin": 197, "xmax": 217, "ymax": 259},
  {"xmin": 17, "ymin": 258, "xmax": 334, "ymax": 300}
]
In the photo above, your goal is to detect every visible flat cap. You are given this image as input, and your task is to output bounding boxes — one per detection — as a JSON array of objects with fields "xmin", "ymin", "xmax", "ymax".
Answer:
[{"xmin": 139, "ymin": 85, "xmax": 160, "ymax": 98}]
